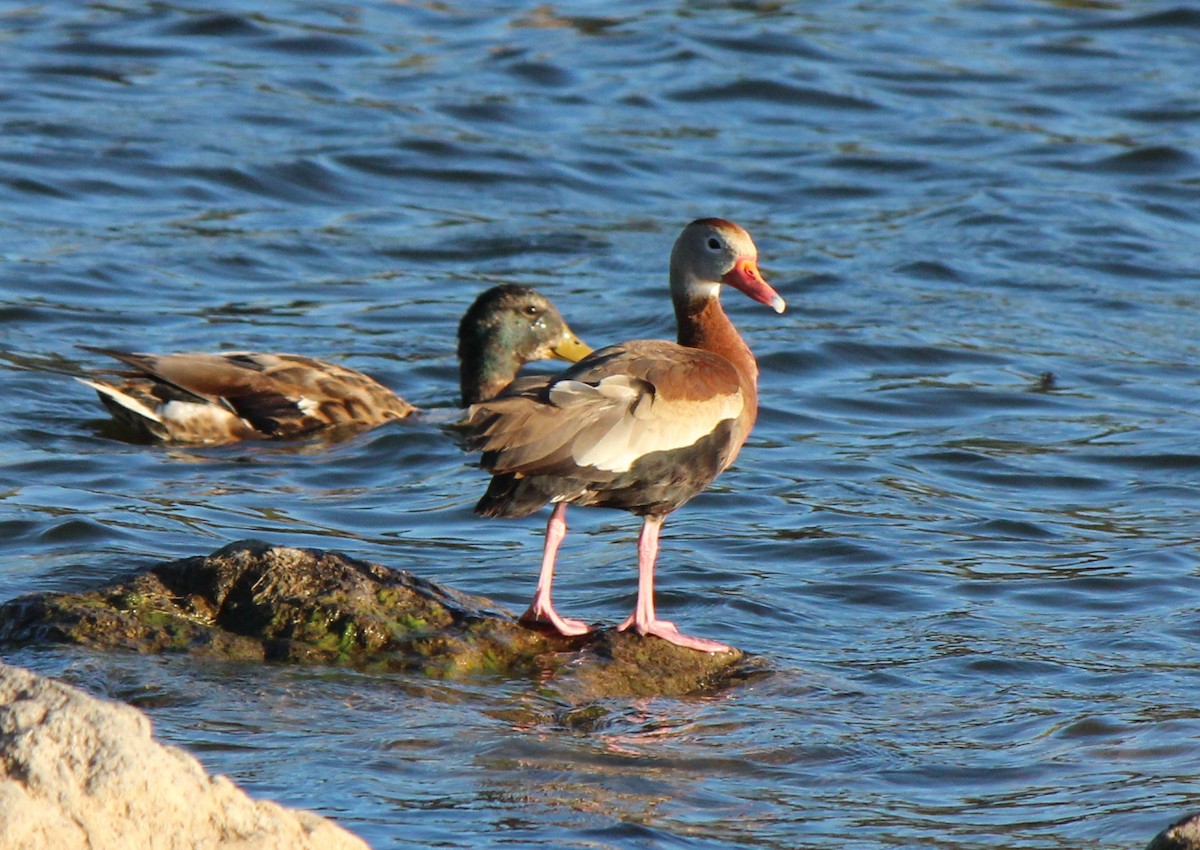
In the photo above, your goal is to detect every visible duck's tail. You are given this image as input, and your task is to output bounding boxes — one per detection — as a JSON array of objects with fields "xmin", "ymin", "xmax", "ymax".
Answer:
[{"xmin": 76, "ymin": 377, "xmax": 171, "ymax": 441}]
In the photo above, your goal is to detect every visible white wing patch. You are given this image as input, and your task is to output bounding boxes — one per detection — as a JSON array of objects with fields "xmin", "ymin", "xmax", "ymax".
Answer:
[{"xmin": 551, "ymin": 375, "xmax": 742, "ymax": 473}]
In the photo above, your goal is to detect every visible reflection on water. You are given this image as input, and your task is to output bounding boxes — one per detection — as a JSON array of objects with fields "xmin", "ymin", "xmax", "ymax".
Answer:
[{"xmin": 2, "ymin": 0, "xmax": 1200, "ymax": 848}]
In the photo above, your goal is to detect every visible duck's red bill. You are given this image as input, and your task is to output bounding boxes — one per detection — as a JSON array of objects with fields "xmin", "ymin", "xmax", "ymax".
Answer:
[{"xmin": 723, "ymin": 258, "xmax": 786, "ymax": 314}]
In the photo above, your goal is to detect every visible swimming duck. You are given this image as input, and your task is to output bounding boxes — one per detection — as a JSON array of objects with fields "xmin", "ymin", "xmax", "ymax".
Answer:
[
  {"xmin": 81, "ymin": 284, "xmax": 591, "ymax": 444},
  {"xmin": 467, "ymin": 219, "xmax": 785, "ymax": 652}
]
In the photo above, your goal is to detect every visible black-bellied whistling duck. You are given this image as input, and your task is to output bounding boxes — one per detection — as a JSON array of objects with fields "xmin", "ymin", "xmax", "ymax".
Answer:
[
  {"xmin": 79, "ymin": 285, "xmax": 591, "ymax": 444},
  {"xmin": 467, "ymin": 219, "xmax": 785, "ymax": 652}
]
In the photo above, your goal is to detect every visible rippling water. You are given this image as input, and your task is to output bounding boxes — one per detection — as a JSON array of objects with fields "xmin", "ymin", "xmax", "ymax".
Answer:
[{"xmin": 3, "ymin": 1, "xmax": 1199, "ymax": 847}]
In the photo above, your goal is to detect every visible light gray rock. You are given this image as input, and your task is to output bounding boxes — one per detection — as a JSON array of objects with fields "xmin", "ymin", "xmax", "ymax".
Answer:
[{"xmin": 0, "ymin": 663, "xmax": 369, "ymax": 850}]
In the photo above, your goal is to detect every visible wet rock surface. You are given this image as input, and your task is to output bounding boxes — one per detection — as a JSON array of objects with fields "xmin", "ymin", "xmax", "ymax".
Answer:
[
  {"xmin": 1149, "ymin": 813, "xmax": 1200, "ymax": 850},
  {"xmin": 0, "ymin": 540, "xmax": 763, "ymax": 701}
]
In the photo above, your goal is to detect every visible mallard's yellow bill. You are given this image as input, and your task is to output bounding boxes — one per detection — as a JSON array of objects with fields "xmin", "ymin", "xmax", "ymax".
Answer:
[{"xmin": 550, "ymin": 326, "xmax": 592, "ymax": 363}]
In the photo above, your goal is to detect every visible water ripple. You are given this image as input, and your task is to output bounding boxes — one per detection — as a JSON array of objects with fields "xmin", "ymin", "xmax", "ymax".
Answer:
[
  {"xmin": 2, "ymin": 0, "xmax": 1200, "ymax": 848},
  {"xmin": 669, "ymin": 79, "xmax": 881, "ymax": 111}
]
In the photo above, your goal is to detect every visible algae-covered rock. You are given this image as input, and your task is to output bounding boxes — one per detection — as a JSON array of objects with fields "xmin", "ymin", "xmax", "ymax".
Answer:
[{"xmin": 0, "ymin": 541, "xmax": 761, "ymax": 700}]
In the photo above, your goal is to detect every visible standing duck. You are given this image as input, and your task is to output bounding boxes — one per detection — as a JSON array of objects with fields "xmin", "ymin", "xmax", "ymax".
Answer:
[
  {"xmin": 80, "ymin": 285, "xmax": 591, "ymax": 444},
  {"xmin": 467, "ymin": 219, "xmax": 785, "ymax": 652}
]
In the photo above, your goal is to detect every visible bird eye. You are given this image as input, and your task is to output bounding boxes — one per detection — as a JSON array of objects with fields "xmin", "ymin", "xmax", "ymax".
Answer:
[
  {"xmin": 524, "ymin": 305, "xmax": 541, "ymax": 316},
  {"xmin": 706, "ymin": 237, "xmax": 721, "ymax": 251}
]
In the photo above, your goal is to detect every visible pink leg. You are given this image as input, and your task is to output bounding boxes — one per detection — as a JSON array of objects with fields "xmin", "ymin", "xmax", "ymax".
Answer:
[
  {"xmin": 617, "ymin": 515, "xmax": 731, "ymax": 653},
  {"xmin": 519, "ymin": 503, "xmax": 592, "ymax": 636}
]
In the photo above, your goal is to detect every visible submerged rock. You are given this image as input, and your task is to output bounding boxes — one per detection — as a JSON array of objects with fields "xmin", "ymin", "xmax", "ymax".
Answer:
[
  {"xmin": 0, "ymin": 662, "xmax": 368, "ymax": 850},
  {"xmin": 0, "ymin": 540, "xmax": 761, "ymax": 701}
]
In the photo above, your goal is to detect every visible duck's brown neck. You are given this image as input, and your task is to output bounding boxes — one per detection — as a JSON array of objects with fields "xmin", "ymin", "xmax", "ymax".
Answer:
[{"xmin": 675, "ymin": 295, "xmax": 759, "ymax": 401}]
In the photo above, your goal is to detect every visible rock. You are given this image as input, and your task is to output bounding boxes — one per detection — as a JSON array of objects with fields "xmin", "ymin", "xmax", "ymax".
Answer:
[
  {"xmin": 0, "ymin": 540, "xmax": 762, "ymax": 701},
  {"xmin": 1149, "ymin": 813, "xmax": 1200, "ymax": 850},
  {"xmin": 0, "ymin": 662, "xmax": 368, "ymax": 850}
]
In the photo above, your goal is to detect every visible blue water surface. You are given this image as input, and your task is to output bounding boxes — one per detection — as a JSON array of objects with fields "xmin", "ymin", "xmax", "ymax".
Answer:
[{"xmin": 2, "ymin": 1, "xmax": 1199, "ymax": 848}]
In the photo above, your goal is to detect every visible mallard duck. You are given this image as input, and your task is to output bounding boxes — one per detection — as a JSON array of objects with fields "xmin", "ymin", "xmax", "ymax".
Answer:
[
  {"xmin": 467, "ymin": 220, "xmax": 784, "ymax": 652},
  {"xmin": 80, "ymin": 284, "xmax": 591, "ymax": 444}
]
